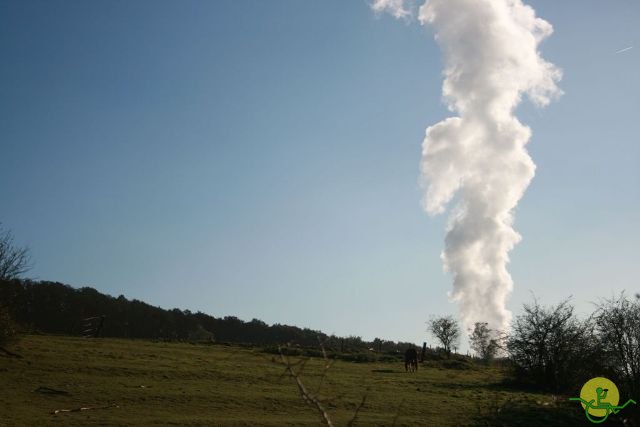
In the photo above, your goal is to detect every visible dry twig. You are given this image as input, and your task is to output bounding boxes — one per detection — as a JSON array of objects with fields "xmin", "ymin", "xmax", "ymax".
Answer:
[{"xmin": 52, "ymin": 403, "xmax": 118, "ymax": 415}]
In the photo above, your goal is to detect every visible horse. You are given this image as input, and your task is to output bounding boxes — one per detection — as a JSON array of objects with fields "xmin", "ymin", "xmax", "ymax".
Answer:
[{"xmin": 404, "ymin": 347, "xmax": 418, "ymax": 372}]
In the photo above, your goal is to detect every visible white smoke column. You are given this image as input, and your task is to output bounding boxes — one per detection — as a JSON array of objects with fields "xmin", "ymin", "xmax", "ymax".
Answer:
[{"xmin": 373, "ymin": 0, "xmax": 562, "ymax": 332}]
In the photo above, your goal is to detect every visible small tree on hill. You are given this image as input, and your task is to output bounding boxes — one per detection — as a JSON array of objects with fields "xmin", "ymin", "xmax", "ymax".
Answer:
[
  {"xmin": 469, "ymin": 322, "xmax": 498, "ymax": 363},
  {"xmin": 428, "ymin": 316, "xmax": 460, "ymax": 356}
]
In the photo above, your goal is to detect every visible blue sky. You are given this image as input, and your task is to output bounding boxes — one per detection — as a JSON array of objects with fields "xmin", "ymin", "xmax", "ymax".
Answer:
[{"xmin": 1, "ymin": 0, "xmax": 638, "ymax": 345}]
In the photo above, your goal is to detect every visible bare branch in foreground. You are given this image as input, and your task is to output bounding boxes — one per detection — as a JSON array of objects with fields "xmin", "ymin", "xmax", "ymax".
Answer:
[
  {"xmin": 278, "ymin": 345, "xmax": 334, "ymax": 426},
  {"xmin": 313, "ymin": 336, "xmax": 336, "ymax": 396}
]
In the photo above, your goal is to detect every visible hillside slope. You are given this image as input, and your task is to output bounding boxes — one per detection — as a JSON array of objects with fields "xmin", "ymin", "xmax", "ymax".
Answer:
[{"xmin": 0, "ymin": 335, "xmax": 586, "ymax": 426}]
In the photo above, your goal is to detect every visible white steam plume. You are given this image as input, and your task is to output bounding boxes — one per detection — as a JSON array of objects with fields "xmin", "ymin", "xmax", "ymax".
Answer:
[{"xmin": 374, "ymin": 0, "xmax": 562, "ymax": 332}]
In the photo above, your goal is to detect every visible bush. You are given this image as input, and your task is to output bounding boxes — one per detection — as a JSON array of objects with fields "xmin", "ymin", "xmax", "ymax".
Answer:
[
  {"xmin": 506, "ymin": 298, "xmax": 600, "ymax": 392},
  {"xmin": 594, "ymin": 293, "xmax": 640, "ymax": 397}
]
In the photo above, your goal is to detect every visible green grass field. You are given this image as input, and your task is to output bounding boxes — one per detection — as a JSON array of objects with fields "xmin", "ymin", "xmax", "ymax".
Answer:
[{"xmin": 0, "ymin": 335, "xmax": 587, "ymax": 426}]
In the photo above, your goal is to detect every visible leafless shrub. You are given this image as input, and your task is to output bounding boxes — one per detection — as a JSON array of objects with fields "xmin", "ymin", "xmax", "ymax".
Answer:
[
  {"xmin": 594, "ymin": 293, "xmax": 640, "ymax": 397},
  {"xmin": 505, "ymin": 298, "xmax": 598, "ymax": 391}
]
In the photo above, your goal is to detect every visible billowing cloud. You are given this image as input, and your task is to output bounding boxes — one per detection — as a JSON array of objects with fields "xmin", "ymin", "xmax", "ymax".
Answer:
[{"xmin": 373, "ymin": 0, "xmax": 562, "ymax": 332}]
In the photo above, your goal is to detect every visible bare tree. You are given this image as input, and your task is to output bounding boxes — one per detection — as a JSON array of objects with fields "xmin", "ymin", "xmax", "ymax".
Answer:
[
  {"xmin": 594, "ymin": 293, "xmax": 640, "ymax": 397},
  {"xmin": 0, "ymin": 224, "xmax": 31, "ymax": 280},
  {"xmin": 469, "ymin": 322, "xmax": 498, "ymax": 362},
  {"xmin": 428, "ymin": 316, "xmax": 460, "ymax": 356}
]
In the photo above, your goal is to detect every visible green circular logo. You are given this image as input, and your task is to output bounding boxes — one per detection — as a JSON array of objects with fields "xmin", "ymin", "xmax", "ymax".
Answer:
[{"xmin": 569, "ymin": 377, "xmax": 636, "ymax": 424}]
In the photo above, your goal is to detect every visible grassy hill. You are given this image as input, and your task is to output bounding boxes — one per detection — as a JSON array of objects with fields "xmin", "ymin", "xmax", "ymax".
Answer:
[{"xmin": 0, "ymin": 335, "xmax": 587, "ymax": 426}]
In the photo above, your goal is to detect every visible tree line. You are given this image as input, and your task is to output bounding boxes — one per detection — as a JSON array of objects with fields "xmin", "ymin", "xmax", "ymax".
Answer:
[{"xmin": 0, "ymin": 278, "xmax": 416, "ymax": 354}]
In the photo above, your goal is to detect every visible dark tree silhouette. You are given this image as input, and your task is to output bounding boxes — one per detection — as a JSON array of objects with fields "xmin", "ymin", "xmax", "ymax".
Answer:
[
  {"xmin": 0, "ymin": 278, "xmax": 417, "ymax": 354},
  {"xmin": 428, "ymin": 316, "xmax": 460, "ymax": 355}
]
